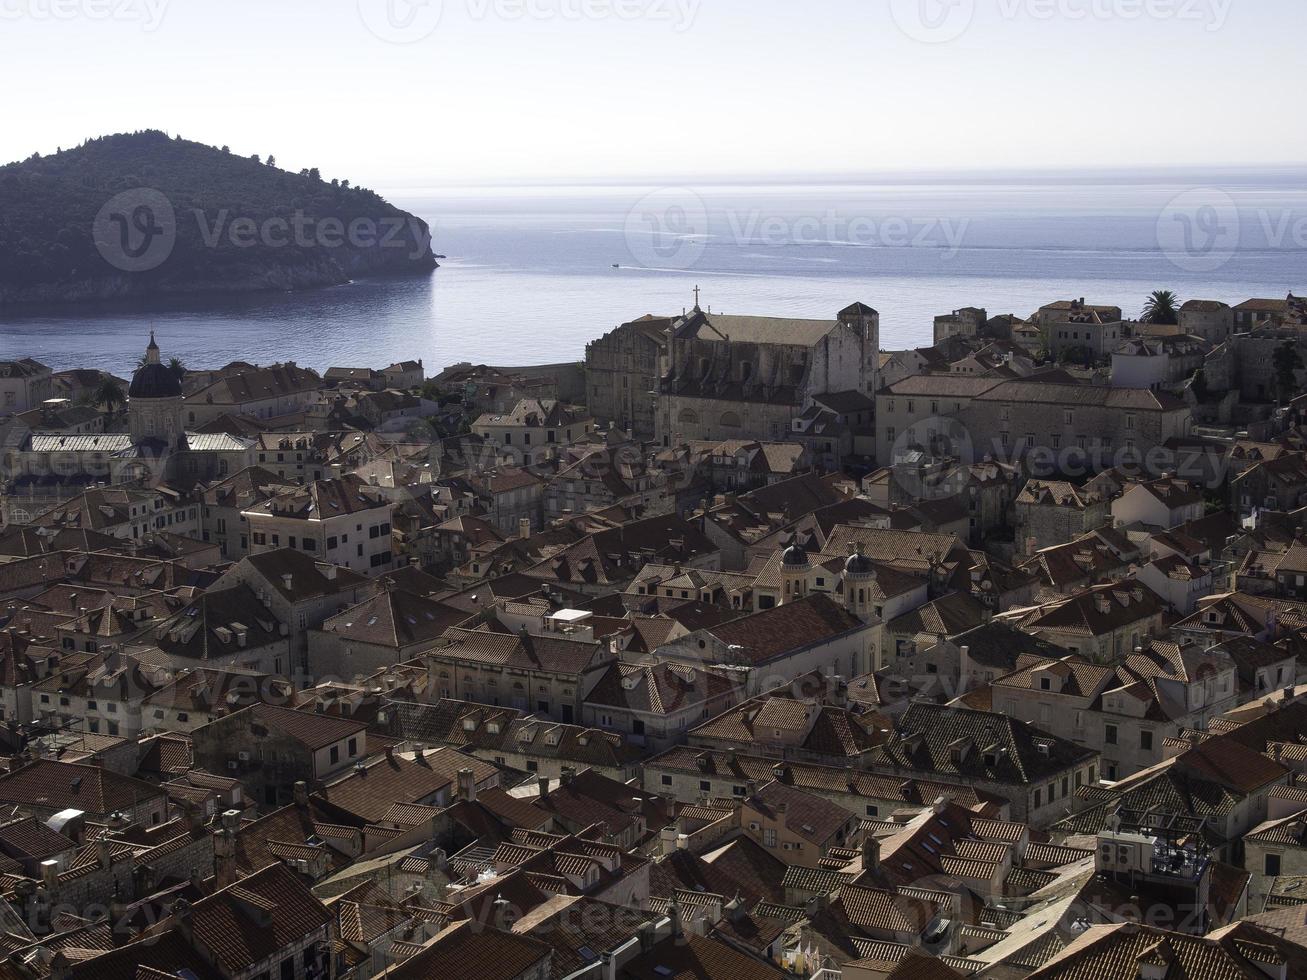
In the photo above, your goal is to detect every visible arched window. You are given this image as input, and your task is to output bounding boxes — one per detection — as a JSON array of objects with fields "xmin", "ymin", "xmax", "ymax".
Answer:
[
  {"xmin": 678, "ymin": 409, "xmax": 699, "ymax": 425},
  {"xmin": 720, "ymin": 412, "xmax": 742, "ymax": 429}
]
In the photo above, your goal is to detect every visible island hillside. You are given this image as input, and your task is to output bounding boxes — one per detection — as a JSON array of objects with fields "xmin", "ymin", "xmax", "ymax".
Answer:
[{"xmin": 0, "ymin": 130, "xmax": 437, "ymax": 305}]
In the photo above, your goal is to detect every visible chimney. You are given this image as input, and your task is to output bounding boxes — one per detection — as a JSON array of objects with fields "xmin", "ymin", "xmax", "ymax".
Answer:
[
  {"xmin": 458, "ymin": 767, "xmax": 477, "ymax": 803},
  {"xmin": 41, "ymin": 859, "xmax": 58, "ymax": 891},
  {"xmin": 637, "ymin": 921, "xmax": 657, "ymax": 953},
  {"xmin": 282, "ymin": 573, "xmax": 293, "ymax": 592},
  {"xmin": 171, "ymin": 899, "xmax": 194, "ymax": 943},
  {"xmin": 214, "ymin": 809, "xmax": 241, "ymax": 888},
  {"xmin": 538, "ymin": 775, "xmax": 550, "ymax": 799},
  {"xmin": 519, "ymin": 517, "xmax": 532, "ymax": 540},
  {"xmin": 561, "ymin": 766, "xmax": 576, "ymax": 786},
  {"xmin": 861, "ymin": 835, "xmax": 881, "ymax": 873},
  {"xmin": 830, "ymin": 675, "xmax": 848, "ymax": 708},
  {"xmin": 293, "ymin": 780, "xmax": 309, "ymax": 807},
  {"xmin": 668, "ymin": 896, "xmax": 683, "ymax": 939}
]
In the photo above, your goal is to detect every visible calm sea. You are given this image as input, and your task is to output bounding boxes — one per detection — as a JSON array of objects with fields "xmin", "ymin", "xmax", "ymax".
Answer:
[{"xmin": 3, "ymin": 170, "xmax": 1306, "ymax": 377}]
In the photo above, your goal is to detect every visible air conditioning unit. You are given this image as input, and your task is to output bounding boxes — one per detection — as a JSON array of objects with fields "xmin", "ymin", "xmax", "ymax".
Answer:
[
  {"xmin": 237, "ymin": 751, "xmax": 251, "ymax": 762},
  {"xmin": 227, "ymin": 761, "xmax": 239, "ymax": 771},
  {"xmin": 1096, "ymin": 831, "xmax": 1157, "ymax": 875}
]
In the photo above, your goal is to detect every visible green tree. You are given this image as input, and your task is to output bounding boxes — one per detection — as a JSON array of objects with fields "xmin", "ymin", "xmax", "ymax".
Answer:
[
  {"xmin": 168, "ymin": 357, "xmax": 187, "ymax": 383},
  {"xmin": 1141, "ymin": 290, "xmax": 1180, "ymax": 325},
  {"xmin": 94, "ymin": 376, "xmax": 124, "ymax": 416}
]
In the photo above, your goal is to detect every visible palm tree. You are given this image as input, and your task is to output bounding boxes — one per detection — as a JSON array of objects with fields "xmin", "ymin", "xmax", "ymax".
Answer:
[
  {"xmin": 168, "ymin": 357, "xmax": 186, "ymax": 383},
  {"xmin": 94, "ymin": 376, "xmax": 124, "ymax": 417},
  {"xmin": 1141, "ymin": 290, "xmax": 1180, "ymax": 325}
]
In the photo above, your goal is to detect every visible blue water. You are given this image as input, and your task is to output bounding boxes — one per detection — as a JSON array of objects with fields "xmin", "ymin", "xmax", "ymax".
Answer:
[{"xmin": 2, "ymin": 170, "xmax": 1305, "ymax": 376}]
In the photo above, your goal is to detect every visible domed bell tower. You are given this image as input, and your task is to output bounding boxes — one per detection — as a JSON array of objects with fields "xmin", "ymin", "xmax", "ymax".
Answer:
[
  {"xmin": 128, "ymin": 331, "xmax": 184, "ymax": 449},
  {"xmin": 780, "ymin": 541, "xmax": 811, "ymax": 605},
  {"xmin": 842, "ymin": 541, "xmax": 878, "ymax": 622}
]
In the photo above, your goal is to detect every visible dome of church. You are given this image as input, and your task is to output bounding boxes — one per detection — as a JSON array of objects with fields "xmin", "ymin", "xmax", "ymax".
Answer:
[
  {"xmin": 845, "ymin": 550, "xmax": 875, "ymax": 576},
  {"xmin": 781, "ymin": 542, "xmax": 809, "ymax": 567},
  {"xmin": 128, "ymin": 332, "xmax": 182, "ymax": 399},
  {"xmin": 129, "ymin": 362, "xmax": 182, "ymax": 399}
]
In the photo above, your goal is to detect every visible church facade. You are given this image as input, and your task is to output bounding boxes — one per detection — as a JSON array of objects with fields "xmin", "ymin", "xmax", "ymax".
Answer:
[{"xmin": 655, "ymin": 302, "xmax": 880, "ymax": 446}]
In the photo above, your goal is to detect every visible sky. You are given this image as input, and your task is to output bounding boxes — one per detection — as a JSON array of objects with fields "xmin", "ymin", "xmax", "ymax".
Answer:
[{"xmin": 2, "ymin": 0, "xmax": 1305, "ymax": 189}]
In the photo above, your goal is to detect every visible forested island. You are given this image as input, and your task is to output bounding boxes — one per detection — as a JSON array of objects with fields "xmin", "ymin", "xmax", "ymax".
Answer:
[{"xmin": 0, "ymin": 131, "xmax": 437, "ymax": 306}]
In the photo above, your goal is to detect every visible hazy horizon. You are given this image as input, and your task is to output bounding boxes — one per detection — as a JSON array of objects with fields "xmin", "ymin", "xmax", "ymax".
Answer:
[{"xmin": 4, "ymin": 0, "xmax": 1307, "ymax": 188}]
